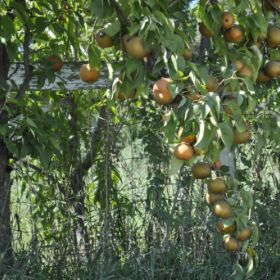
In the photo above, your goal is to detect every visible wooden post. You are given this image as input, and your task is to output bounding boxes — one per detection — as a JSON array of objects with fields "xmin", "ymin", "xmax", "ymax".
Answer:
[{"xmin": 8, "ymin": 63, "xmax": 112, "ymax": 91}]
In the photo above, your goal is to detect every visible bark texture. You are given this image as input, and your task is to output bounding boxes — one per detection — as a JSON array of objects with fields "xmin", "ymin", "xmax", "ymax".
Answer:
[
  {"xmin": 0, "ymin": 141, "xmax": 13, "ymax": 274},
  {"xmin": 0, "ymin": 41, "xmax": 13, "ymax": 275}
]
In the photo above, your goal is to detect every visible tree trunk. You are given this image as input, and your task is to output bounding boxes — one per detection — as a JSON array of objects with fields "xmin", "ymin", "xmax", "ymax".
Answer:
[
  {"xmin": 67, "ymin": 94, "xmax": 90, "ymax": 261},
  {"xmin": 0, "ymin": 141, "xmax": 13, "ymax": 275},
  {"xmin": 68, "ymin": 101, "xmax": 107, "ymax": 261},
  {"xmin": 71, "ymin": 174, "xmax": 90, "ymax": 262},
  {"xmin": 0, "ymin": 40, "xmax": 13, "ymax": 275}
]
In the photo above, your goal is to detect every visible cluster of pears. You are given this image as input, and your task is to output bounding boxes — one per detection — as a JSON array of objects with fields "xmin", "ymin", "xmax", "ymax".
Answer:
[
  {"xmin": 44, "ymin": 54, "xmax": 101, "ymax": 84},
  {"xmin": 191, "ymin": 166, "xmax": 253, "ymax": 252},
  {"xmin": 258, "ymin": 24, "xmax": 280, "ymax": 80},
  {"xmin": 199, "ymin": 12, "xmax": 244, "ymax": 44},
  {"xmin": 80, "ymin": 30, "xmax": 151, "ymax": 96},
  {"xmin": 172, "ymin": 142, "xmax": 253, "ymax": 252},
  {"xmin": 205, "ymin": 176, "xmax": 252, "ymax": 252},
  {"xmin": 45, "ymin": 30, "xmax": 151, "ymax": 89},
  {"xmin": 200, "ymin": 10, "xmax": 280, "ymax": 82},
  {"xmin": 153, "ymin": 75, "xmax": 252, "ymax": 146},
  {"xmin": 152, "ymin": 74, "xmax": 219, "ymax": 106}
]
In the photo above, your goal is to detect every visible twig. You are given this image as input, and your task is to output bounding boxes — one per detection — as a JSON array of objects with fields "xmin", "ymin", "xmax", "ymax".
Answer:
[{"xmin": 7, "ymin": 62, "xmax": 20, "ymax": 79}]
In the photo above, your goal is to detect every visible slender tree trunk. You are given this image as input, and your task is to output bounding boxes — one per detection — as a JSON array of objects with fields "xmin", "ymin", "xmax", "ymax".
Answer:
[
  {"xmin": 68, "ymin": 101, "xmax": 107, "ymax": 261},
  {"xmin": 0, "ymin": 141, "xmax": 13, "ymax": 275},
  {"xmin": 71, "ymin": 173, "xmax": 90, "ymax": 261},
  {"xmin": 0, "ymin": 40, "xmax": 13, "ymax": 275},
  {"xmin": 67, "ymin": 94, "xmax": 90, "ymax": 260}
]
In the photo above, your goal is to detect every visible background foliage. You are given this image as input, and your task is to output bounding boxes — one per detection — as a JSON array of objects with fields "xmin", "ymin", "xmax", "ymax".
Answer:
[{"xmin": 0, "ymin": 0, "xmax": 280, "ymax": 279}]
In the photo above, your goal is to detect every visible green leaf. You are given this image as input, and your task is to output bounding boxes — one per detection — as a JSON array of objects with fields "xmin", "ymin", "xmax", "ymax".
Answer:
[
  {"xmin": 230, "ymin": 263, "xmax": 245, "ymax": 280},
  {"xmin": 11, "ymin": 2, "xmax": 31, "ymax": 26},
  {"xmin": 245, "ymin": 255, "xmax": 255, "ymax": 279},
  {"xmin": 1, "ymin": 15, "xmax": 15, "ymax": 40},
  {"xmin": 240, "ymin": 190, "xmax": 254, "ymax": 210},
  {"xmin": 251, "ymin": 224, "xmax": 259, "ymax": 247},
  {"xmin": 163, "ymin": 113, "xmax": 178, "ymax": 143},
  {"xmin": 247, "ymin": 95, "xmax": 257, "ymax": 113},
  {"xmin": 218, "ymin": 122, "xmax": 233, "ymax": 149},
  {"xmin": 103, "ymin": 21, "xmax": 121, "ymax": 37},
  {"xmin": 0, "ymin": 125, "xmax": 7, "ymax": 136},
  {"xmin": 25, "ymin": 117, "xmax": 37, "ymax": 128},
  {"xmin": 4, "ymin": 139, "xmax": 19, "ymax": 156},
  {"xmin": 255, "ymin": 134, "xmax": 265, "ymax": 154},
  {"xmin": 194, "ymin": 121, "xmax": 216, "ymax": 149},
  {"xmin": 88, "ymin": 44, "xmax": 101, "ymax": 69},
  {"xmin": 39, "ymin": 148, "xmax": 51, "ymax": 167},
  {"xmin": 91, "ymin": 0, "xmax": 114, "ymax": 18}
]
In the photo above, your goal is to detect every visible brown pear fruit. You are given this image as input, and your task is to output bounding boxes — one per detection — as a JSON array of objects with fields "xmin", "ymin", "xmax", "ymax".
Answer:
[
  {"xmin": 199, "ymin": 22, "xmax": 213, "ymax": 38},
  {"xmin": 121, "ymin": 34, "xmax": 130, "ymax": 50},
  {"xmin": 152, "ymin": 78, "xmax": 174, "ymax": 105},
  {"xmin": 46, "ymin": 55, "xmax": 63, "ymax": 72},
  {"xmin": 234, "ymin": 60, "xmax": 244, "ymax": 71},
  {"xmin": 225, "ymin": 26, "xmax": 244, "ymax": 43},
  {"xmin": 224, "ymin": 236, "xmax": 241, "ymax": 252},
  {"xmin": 206, "ymin": 76, "xmax": 219, "ymax": 92},
  {"xmin": 214, "ymin": 159, "xmax": 222, "ymax": 170},
  {"xmin": 257, "ymin": 71, "xmax": 271, "ymax": 83},
  {"xmin": 267, "ymin": 26, "xmax": 280, "ymax": 48},
  {"xmin": 213, "ymin": 200, "xmax": 233, "ymax": 218},
  {"xmin": 95, "ymin": 31, "xmax": 114, "ymax": 48},
  {"xmin": 205, "ymin": 193, "xmax": 224, "ymax": 205},
  {"xmin": 264, "ymin": 61, "xmax": 280, "ymax": 78},
  {"xmin": 222, "ymin": 12, "xmax": 235, "ymax": 30},
  {"xmin": 80, "ymin": 64, "xmax": 100, "ymax": 83},
  {"xmin": 174, "ymin": 143, "xmax": 194, "ymax": 160},
  {"xmin": 208, "ymin": 178, "xmax": 227, "ymax": 194},
  {"xmin": 237, "ymin": 227, "xmax": 253, "ymax": 241},
  {"xmin": 192, "ymin": 162, "xmax": 212, "ymax": 179},
  {"xmin": 217, "ymin": 222, "xmax": 237, "ymax": 235},
  {"xmin": 183, "ymin": 48, "xmax": 193, "ymax": 60},
  {"xmin": 236, "ymin": 65, "xmax": 253, "ymax": 79},
  {"xmin": 125, "ymin": 36, "xmax": 151, "ymax": 59},
  {"xmin": 117, "ymin": 71, "xmax": 137, "ymax": 100}
]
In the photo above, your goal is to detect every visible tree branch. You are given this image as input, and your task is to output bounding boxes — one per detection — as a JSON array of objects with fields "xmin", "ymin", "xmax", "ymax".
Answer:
[
  {"xmin": 71, "ymin": 106, "xmax": 107, "ymax": 187},
  {"xmin": 109, "ymin": 0, "xmax": 129, "ymax": 33}
]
